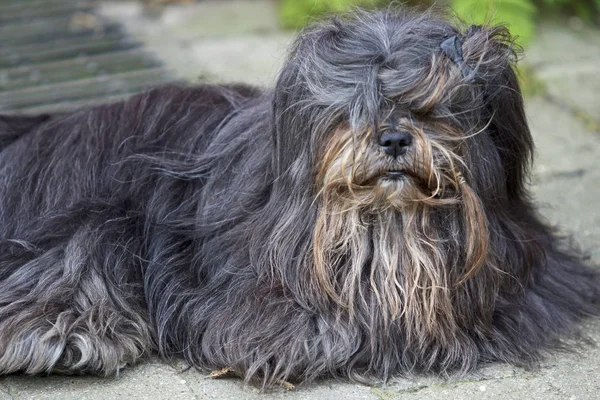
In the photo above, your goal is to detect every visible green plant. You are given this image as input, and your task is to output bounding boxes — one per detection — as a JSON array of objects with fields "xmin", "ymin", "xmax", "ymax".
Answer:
[
  {"xmin": 449, "ymin": 0, "xmax": 600, "ymax": 46},
  {"xmin": 450, "ymin": 0, "xmax": 537, "ymax": 45},
  {"xmin": 540, "ymin": 0, "xmax": 599, "ymax": 21},
  {"xmin": 279, "ymin": 0, "xmax": 380, "ymax": 30}
]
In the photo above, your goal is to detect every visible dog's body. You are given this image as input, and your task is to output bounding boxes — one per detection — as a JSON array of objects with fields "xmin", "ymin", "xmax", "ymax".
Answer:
[{"xmin": 0, "ymin": 10, "xmax": 598, "ymax": 387}]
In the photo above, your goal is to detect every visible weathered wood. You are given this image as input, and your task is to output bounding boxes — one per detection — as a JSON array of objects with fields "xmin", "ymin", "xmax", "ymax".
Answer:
[
  {"xmin": 0, "ymin": 22, "xmax": 123, "ymax": 47},
  {"xmin": 0, "ymin": 35, "xmax": 141, "ymax": 68},
  {"xmin": 0, "ymin": 16, "xmax": 77, "ymax": 35},
  {"xmin": 0, "ymin": 0, "xmax": 86, "ymax": 9},
  {"xmin": 0, "ymin": 3, "xmax": 92, "ymax": 23},
  {"xmin": 0, "ymin": 0, "xmax": 178, "ymax": 113},
  {"xmin": 0, "ymin": 68, "xmax": 176, "ymax": 111},
  {"xmin": 0, "ymin": 49, "xmax": 160, "ymax": 91}
]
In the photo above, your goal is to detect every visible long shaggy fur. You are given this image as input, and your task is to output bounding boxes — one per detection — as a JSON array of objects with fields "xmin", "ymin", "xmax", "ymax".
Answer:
[{"xmin": 0, "ymin": 9, "xmax": 598, "ymax": 388}]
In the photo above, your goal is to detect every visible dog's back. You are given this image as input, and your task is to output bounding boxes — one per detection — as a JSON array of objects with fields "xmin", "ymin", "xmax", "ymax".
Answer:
[
  {"xmin": 0, "ymin": 83, "xmax": 266, "ymax": 375},
  {"xmin": 0, "ymin": 84, "xmax": 262, "ymax": 219},
  {"xmin": 0, "ymin": 114, "xmax": 53, "ymax": 151}
]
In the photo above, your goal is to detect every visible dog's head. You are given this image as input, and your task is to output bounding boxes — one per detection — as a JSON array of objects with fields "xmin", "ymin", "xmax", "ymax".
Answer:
[
  {"xmin": 269, "ymin": 10, "xmax": 537, "ymax": 326},
  {"xmin": 273, "ymin": 10, "xmax": 532, "ymax": 210}
]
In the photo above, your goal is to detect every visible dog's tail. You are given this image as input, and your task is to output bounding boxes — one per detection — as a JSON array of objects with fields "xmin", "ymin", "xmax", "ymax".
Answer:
[{"xmin": 0, "ymin": 114, "xmax": 52, "ymax": 151}]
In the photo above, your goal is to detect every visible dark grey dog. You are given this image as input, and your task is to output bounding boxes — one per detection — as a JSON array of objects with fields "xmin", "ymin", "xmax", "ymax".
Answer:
[{"xmin": 0, "ymin": 9, "xmax": 598, "ymax": 388}]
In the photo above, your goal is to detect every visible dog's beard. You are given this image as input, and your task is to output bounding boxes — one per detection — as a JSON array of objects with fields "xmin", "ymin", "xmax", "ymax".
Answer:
[{"xmin": 312, "ymin": 125, "xmax": 491, "ymax": 340}]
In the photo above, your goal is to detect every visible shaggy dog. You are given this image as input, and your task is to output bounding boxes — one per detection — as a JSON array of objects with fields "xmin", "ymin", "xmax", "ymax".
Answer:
[{"xmin": 0, "ymin": 9, "xmax": 598, "ymax": 388}]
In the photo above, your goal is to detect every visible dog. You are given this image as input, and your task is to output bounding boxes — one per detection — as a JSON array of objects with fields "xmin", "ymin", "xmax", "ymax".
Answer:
[{"xmin": 0, "ymin": 8, "xmax": 598, "ymax": 388}]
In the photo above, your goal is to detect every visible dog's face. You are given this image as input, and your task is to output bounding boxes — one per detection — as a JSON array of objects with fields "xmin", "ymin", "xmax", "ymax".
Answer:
[
  {"xmin": 317, "ymin": 105, "xmax": 468, "ymax": 211},
  {"xmin": 273, "ymin": 11, "xmax": 533, "ymax": 213}
]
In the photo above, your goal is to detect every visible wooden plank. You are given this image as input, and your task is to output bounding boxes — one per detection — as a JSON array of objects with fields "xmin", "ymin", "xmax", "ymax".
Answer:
[
  {"xmin": 0, "ymin": 21, "xmax": 123, "ymax": 47},
  {"xmin": 0, "ymin": 3, "xmax": 92, "ymax": 23},
  {"xmin": 0, "ymin": 10, "xmax": 110, "ymax": 36},
  {"xmin": 0, "ymin": 0, "xmax": 86, "ymax": 10},
  {"xmin": 0, "ymin": 68, "xmax": 176, "ymax": 111},
  {"xmin": 0, "ymin": 35, "xmax": 141, "ymax": 68},
  {"xmin": 0, "ymin": 49, "xmax": 162, "ymax": 91},
  {"xmin": 0, "ymin": 16, "xmax": 76, "ymax": 35}
]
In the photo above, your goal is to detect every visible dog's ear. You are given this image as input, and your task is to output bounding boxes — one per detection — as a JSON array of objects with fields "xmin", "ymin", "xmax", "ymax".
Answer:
[
  {"xmin": 272, "ymin": 52, "xmax": 309, "ymax": 179},
  {"xmin": 463, "ymin": 26, "xmax": 534, "ymax": 200},
  {"xmin": 271, "ymin": 19, "xmax": 347, "ymax": 182}
]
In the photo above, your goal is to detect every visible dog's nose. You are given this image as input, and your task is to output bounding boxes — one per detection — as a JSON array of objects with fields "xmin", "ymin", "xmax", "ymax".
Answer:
[{"xmin": 379, "ymin": 131, "xmax": 413, "ymax": 158}]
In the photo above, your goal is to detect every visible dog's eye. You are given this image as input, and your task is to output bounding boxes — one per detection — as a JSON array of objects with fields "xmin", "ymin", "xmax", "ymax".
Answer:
[{"xmin": 410, "ymin": 107, "xmax": 432, "ymax": 119}]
